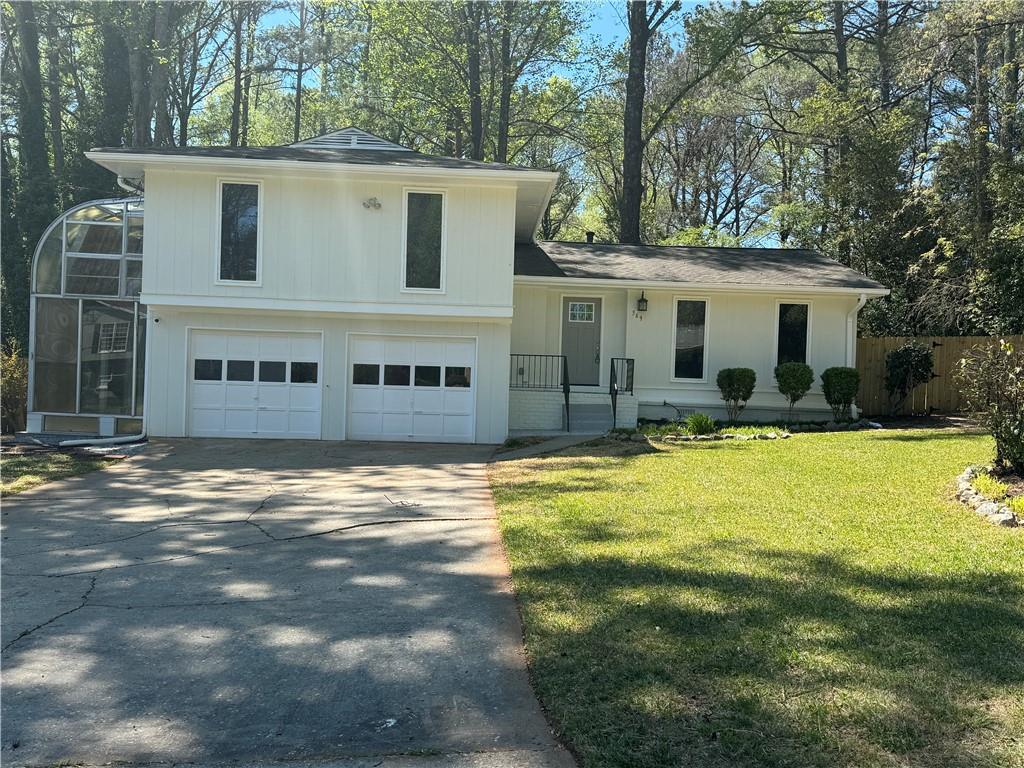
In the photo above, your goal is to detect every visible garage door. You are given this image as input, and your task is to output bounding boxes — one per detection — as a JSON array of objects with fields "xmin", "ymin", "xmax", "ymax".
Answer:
[
  {"xmin": 189, "ymin": 331, "xmax": 322, "ymax": 438},
  {"xmin": 347, "ymin": 335, "xmax": 476, "ymax": 442}
]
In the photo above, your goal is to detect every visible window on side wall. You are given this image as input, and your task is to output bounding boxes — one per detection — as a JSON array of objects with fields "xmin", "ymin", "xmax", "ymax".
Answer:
[
  {"xmin": 673, "ymin": 299, "xmax": 707, "ymax": 380},
  {"xmin": 218, "ymin": 181, "xmax": 260, "ymax": 282},
  {"xmin": 403, "ymin": 190, "xmax": 444, "ymax": 291},
  {"xmin": 777, "ymin": 302, "xmax": 809, "ymax": 365}
]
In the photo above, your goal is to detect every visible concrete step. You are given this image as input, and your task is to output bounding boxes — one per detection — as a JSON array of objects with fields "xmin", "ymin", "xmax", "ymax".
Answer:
[{"xmin": 568, "ymin": 402, "xmax": 613, "ymax": 434}]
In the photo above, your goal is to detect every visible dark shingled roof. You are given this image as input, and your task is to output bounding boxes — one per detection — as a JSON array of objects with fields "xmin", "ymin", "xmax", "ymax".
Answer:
[
  {"xmin": 514, "ymin": 241, "xmax": 887, "ymax": 291},
  {"xmin": 89, "ymin": 145, "xmax": 540, "ymax": 173}
]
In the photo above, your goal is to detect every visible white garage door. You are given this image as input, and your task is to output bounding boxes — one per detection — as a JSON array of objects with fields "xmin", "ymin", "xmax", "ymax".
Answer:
[
  {"xmin": 189, "ymin": 330, "xmax": 322, "ymax": 439},
  {"xmin": 347, "ymin": 335, "xmax": 476, "ymax": 442}
]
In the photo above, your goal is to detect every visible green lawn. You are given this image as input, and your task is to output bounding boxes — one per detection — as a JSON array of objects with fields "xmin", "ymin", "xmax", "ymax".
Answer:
[
  {"xmin": 1, "ymin": 451, "xmax": 110, "ymax": 494},
  {"xmin": 490, "ymin": 429, "xmax": 1024, "ymax": 768}
]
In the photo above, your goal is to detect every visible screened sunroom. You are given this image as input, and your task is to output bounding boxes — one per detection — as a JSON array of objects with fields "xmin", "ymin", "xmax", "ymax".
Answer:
[{"xmin": 27, "ymin": 197, "xmax": 147, "ymax": 436}]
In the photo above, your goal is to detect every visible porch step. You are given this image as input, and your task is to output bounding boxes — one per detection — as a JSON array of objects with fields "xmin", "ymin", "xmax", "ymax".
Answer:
[{"xmin": 568, "ymin": 402, "xmax": 614, "ymax": 434}]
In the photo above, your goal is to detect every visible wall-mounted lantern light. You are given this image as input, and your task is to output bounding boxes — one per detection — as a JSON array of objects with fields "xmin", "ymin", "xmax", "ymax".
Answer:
[{"xmin": 634, "ymin": 290, "xmax": 648, "ymax": 319}]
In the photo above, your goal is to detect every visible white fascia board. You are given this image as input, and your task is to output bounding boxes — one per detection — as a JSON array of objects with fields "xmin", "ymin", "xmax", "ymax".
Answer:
[
  {"xmin": 84, "ymin": 150, "xmax": 559, "ymax": 184},
  {"xmin": 140, "ymin": 292, "xmax": 514, "ymax": 319},
  {"xmin": 513, "ymin": 274, "xmax": 890, "ymax": 297}
]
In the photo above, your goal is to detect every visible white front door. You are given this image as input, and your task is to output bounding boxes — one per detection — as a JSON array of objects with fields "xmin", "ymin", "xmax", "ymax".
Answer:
[
  {"xmin": 189, "ymin": 330, "xmax": 322, "ymax": 438},
  {"xmin": 347, "ymin": 335, "xmax": 476, "ymax": 442}
]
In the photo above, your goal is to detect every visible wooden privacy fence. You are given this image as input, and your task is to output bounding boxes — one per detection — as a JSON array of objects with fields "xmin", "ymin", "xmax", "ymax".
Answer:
[{"xmin": 855, "ymin": 335, "xmax": 1024, "ymax": 416}]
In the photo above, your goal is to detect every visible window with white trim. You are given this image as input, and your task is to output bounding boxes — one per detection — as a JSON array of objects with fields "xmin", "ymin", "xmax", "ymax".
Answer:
[
  {"xmin": 673, "ymin": 299, "xmax": 707, "ymax": 380},
  {"xmin": 218, "ymin": 181, "xmax": 260, "ymax": 282},
  {"xmin": 568, "ymin": 302, "xmax": 595, "ymax": 322},
  {"xmin": 777, "ymin": 303, "xmax": 809, "ymax": 365},
  {"xmin": 97, "ymin": 321, "xmax": 130, "ymax": 354},
  {"xmin": 403, "ymin": 191, "xmax": 444, "ymax": 290}
]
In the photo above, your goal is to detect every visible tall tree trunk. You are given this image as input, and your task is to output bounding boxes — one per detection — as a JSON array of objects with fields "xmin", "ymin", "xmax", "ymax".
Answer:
[
  {"xmin": 495, "ymin": 1, "xmax": 513, "ymax": 163},
  {"xmin": 229, "ymin": 4, "xmax": 244, "ymax": 146},
  {"xmin": 1002, "ymin": 23, "xmax": 1019, "ymax": 157},
  {"xmin": 974, "ymin": 24, "xmax": 992, "ymax": 239},
  {"xmin": 293, "ymin": 0, "xmax": 306, "ymax": 143},
  {"xmin": 832, "ymin": 1, "xmax": 851, "ymax": 265},
  {"xmin": 10, "ymin": 1, "xmax": 57, "ymax": 346},
  {"xmin": 240, "ymin": 7, "xmax": 256, "ymax": 147},
  {"xmin": 128, "ymin": 3, "xmax": 153, "ymax": 146},
  {"xmin": 464, "ymin": 1, "xmax": 484, "ymax": 160},
  {"xmin": 319, "ymin": 8, "xmax": 331, "ymax": 135},
  {"xmin": 44, "ymin": 5, "xmax": 64, "ymax": 195},
  {"xmin": 620, "ymin": 1, "xmax": 650, "ymax": 244},
  {"xmin": 150, "ymin": 1, "xmax": 173, "ymax": 146},
  {"xmin": 876, "ymin": 0, "xmax": 891, "ymax": 105}
]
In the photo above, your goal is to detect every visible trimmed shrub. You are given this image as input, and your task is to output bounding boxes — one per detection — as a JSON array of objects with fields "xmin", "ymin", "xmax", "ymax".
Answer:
[
  {"xmin": 716, "ymin": 367, "xmax": 756, "ymax": 422},
  {"xmin": 774, "ymin": 362, "xmax": 813, "ymax": 423},
  {"xmin": 1, "ymin": 340, "xmax": 28, "ymax": 433},
  {"xmin": 885, "ymin": 341, "xmax": 933, "ymax": 415},
  {"xmin": 955, "ymin": 339, "xmax": 1024, "ymax": 471},
  {"xmin": 685, "ymin": 412, "xmax": 716, "ymax": 435},
  {"xmin": 821, "ymin": 366, "xmax": 860, "ymax": 421}
]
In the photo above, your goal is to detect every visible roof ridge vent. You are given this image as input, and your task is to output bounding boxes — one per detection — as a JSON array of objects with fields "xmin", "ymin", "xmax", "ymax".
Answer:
[{"xmin": 290, "ymin": 127, "xmax": 412, "ymax": 151}]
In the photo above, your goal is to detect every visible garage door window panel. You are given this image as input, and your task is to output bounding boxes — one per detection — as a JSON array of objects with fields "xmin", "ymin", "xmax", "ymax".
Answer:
[
  {"xmin": 195, "ymin": 359, "xmax": 223, "ymax": 381},
  {"xmin": 384, "ymin": 364, "xmax": 411, "ymax": 386},
  {"xmin": 353, "ymin": 364, "xmax": 380, "ymax": 385},
  {"xmin": 414, "ymin": 366, "xmax": 441, "ymax": 387},
  {"xmin": 291, "ymin": 362, "xmax": 318, "ymax": 384},
  {"xmin": 445, "ymin": 367, "xmax": 472, "ymax": 387},
  {"xmin": 259, "ymin": 361, "xmax": 286, "ymax": 382},
  {"xmin": 227, "ymin": 360, "xmax": 255, "ymax": 381}
]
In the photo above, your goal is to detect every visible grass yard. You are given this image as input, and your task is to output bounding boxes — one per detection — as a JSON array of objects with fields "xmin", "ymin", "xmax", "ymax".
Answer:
[
  {"xmin": 1, "ymin": 450, "xmax": 110, "ymax": 494},
  {"xmin": 490, "ymin": 429, "xmax": 1024, "ymax": 768}
]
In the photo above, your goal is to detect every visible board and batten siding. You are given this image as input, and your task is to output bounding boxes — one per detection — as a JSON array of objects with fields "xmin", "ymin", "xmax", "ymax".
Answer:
[
  {"xmin": 145, "ymin": 308, "xmax": 512, "ymax": 443},
  {"xmin": 142, "ymin": 168, "xmax": 517, "ymax": 310},
  {"xmin": 512, "ymin": 282, "xmax": 862, "ymax": 418}
]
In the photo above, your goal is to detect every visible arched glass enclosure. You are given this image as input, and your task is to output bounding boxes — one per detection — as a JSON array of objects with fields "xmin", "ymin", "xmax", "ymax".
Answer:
[{"xmin": 29, "ymin": 198, "xmax": 146, "ymax": 435}]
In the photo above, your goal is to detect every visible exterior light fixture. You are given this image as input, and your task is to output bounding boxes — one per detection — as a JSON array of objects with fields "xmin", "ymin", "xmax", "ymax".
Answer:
[
  {"xmin": 362, "ymin": 197, "xmax": 381, "ymax": 209},
  {"xmin": 634, "ymin": 291, "xmax": 648, "ymax": 319}
]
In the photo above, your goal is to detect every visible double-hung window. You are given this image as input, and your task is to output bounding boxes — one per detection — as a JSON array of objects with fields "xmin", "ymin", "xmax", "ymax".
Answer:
[
  {"xmin": 403, "ymin": 190, "xmax": 445, "ymax": 291},
  {"xmin": 673, "ymin": 298, "xmax": 708, "ymax": 380},
  {"xmin": 776, "ymin": 302, "xmax": 810, "ymax": 365},
  {"xmin": 218, "ymin": 181, "xmax": 261, "ymax": 283}
]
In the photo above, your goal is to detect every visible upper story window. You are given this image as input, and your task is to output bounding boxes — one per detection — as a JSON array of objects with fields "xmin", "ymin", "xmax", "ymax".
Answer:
[
  {"xmin": 218, "ymin": 181, "xmax": 261, "ymax": 283},
  {"xmin": 403, "ymin": 190, "xmax": 445, "ymax": 291},
  {"xmin": 673, "ymin": 298, "xmax": 707, "ymax": 381},
  {"xmin": 777, "ymin": 302, "xmax": 810, "ymax": 365}
]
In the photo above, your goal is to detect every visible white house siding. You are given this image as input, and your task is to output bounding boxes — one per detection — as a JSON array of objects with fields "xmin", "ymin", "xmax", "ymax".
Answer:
[
  {"xmin": 512, "ymin": 282, "xmax": 861, "ymax": 421},
  {"xmin": 141, "ymin": 168, "xmax": 517, "ymax": 312},
  {"xmin": 145, "ymin": 307, "xmax": 511, "ymax": 443}
]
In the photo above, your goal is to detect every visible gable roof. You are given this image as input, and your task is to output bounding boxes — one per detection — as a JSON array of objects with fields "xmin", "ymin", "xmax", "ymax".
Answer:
[
  {"xmin": 514, "ymin": 241, "xmax": 888, "ymax": 293},
  {"xmin": 290, "ymin": 127, "xmax": 412, "ymax": 151}
]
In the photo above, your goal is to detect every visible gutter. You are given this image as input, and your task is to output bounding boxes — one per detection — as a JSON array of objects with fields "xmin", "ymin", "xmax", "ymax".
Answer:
[{"xmin": 514, "ymin": 275, "xmax": 890, "ymax": 297}]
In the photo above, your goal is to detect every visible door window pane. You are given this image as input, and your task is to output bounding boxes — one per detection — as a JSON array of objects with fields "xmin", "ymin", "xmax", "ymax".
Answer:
[
  {"xmin": 126, "ymin": 214, "xmax": 144, "ymax": 254},
  {"xmin": 414, "ymin": 365, "xmax": 441, "ymax": 387},
  {"xmin": 290, "ymin": 362, "xmax": 318, "ymax": 383},
  {"xmin": 404, "ymin": 192, "xmax": 443, "ymax": 289},
  {"xmin": 219, "ymin": 182, "xmax": 259, "ymax": 281},
  {"xmin": 674, "ymin": 299, "xmax": 707, "ymax": 380},
  {"xmin": 65, "ymin": 256, "xmax": 120, "ymax": 296},
  {"xmin": 383, "ymin": 364, "xmax": 411, "ymax": 386},
  {"xmin": 32, "ymin": 298, "xmax": 79, "ymax": 412},
  {"xmin": 80, "ymin": 300, "xmax": 135, "ymax": 414},
  {"xmin": 227, "ymin": 360, "xmax": 255, "ymax": 381},
  {"xmin": 194, "ymin": 359, "xmax": 222, "ymax": 381},
  {"xmin": 259, "ymin": 361, "xmax": 286, "ymax": 382},
  {"xmin": 445, "ymin": 366, "xmax": 472, "ymax": 387},
  {"xmin": 568, "ymin": 302, "xmax": 595, "ymax": 322},
  {"xmin": 777, "ymin": 303, "xmax": 809, "ymax": 365},
  {"xmin": 125, "ymin": 259, "xmax": 142, "ymax": 297},
  {"xmin": 353, "ymin": 364, "xmax": 380, "ymax": 385}
]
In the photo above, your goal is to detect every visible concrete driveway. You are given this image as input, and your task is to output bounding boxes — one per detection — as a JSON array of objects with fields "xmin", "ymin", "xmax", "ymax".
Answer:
[{"xmin": 2, "ymin": 440, "xmax": 572, "ymax": 768}]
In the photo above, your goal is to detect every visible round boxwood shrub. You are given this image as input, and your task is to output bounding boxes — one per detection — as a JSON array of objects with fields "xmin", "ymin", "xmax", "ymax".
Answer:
[
  {"xmin": 775, "ymin": 362, "xmax": 814, "ymax": 422},
  {"xmin": 685, "ymin": 412, "xmax": 716, "ymax": 435},
  {"xmin": 821, "ymin": 366, "xmax": 860, "ymax": 421},
  {"xmin": 716, "ymin": 367, "xmax": 756, "ymax": 422},
  {"xmin": 885, "ymin": 341, "xmax": 933, "ymax": 415}
]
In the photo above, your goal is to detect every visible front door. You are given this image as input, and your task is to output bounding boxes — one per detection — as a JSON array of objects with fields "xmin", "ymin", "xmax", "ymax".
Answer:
[{"xmin": 561, "ymin": 297, "xmax": 602, "ymax": 386}]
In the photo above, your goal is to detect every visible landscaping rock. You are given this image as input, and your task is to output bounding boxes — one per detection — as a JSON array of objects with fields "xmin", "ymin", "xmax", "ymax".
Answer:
[{"xmin": 991, "ymin": 512, "xmax": 1019, "ymax": 527}]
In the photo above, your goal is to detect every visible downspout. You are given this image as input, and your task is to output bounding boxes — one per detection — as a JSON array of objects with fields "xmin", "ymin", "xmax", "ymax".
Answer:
[
  {"xmin": 117, "ymin": 176, "xmax": 144, "ymax": 195},
  {"xmin": 847, "ymin": 293, "xmax": 867, "ymax": 418}
]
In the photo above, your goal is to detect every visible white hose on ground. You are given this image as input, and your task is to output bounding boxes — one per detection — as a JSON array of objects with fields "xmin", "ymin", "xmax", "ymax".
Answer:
[{"xmin": 58, "ymin": 433, "xmax": 146, "ymax": 448}]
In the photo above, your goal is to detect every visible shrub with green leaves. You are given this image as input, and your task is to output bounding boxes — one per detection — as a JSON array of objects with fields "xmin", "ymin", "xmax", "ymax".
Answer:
[
  {"xmin": 1, "ymin": 340, "xmax": 28, "ymax": 433},
  {"xmin": 685, "ymin": 412, "xmax": 716, "ymax": 435},
  {"xmin": 774, "ymin": 362, "xmax": 813, "ymax": 422},
  {"xmin": 955, "ymin": 339, "xmax": 1024, "ymax": 471},
  {"xmin": 885, "ymin": 342, "xmax": 933, "ymax": 415},
  {"xmin": 716, "ymin": 368, "xmax": 756, "ymax": 422},
  {"xmin": 821, "ymin": 366, "xmax": 860, "ymax": 421}
]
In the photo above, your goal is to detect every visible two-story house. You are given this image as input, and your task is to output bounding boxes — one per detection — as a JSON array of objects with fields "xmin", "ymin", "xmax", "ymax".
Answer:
[{"xmin": 26, "ymin": 128, "xmax": 887, "ymax": 443}]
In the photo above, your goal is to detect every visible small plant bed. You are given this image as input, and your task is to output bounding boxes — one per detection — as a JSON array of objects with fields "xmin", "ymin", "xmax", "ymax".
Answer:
[
  {"xmin": 0, "ymin": 442, "xmax": 117, "ymax": 495},
  {"xmin": 633, "ymin": 416, "xmax": 883, "ymax": 442},
  {"xmin": 955, "ymin": 465, "xmax": 1023, "ymax": 527}
]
